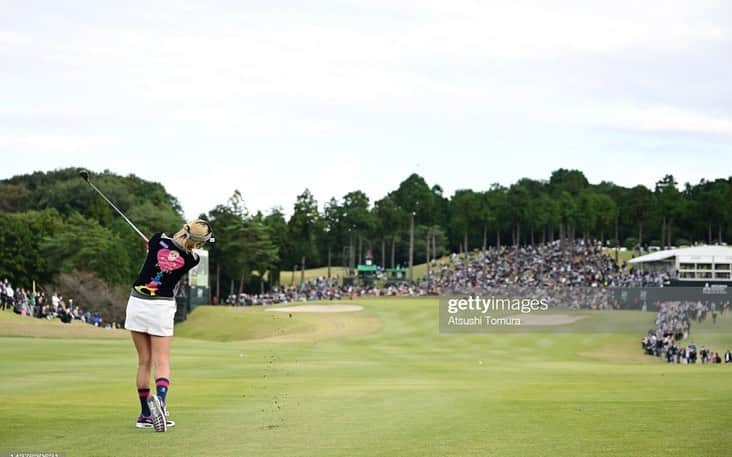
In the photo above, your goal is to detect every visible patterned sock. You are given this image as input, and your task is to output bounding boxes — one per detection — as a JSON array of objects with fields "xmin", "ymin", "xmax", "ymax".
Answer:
[
  {"xmin": 138, "ymin": 388, "xmax": 151, "ymax": 416},
  {"xmin": 155, "ymin": 378, "xmax": 170, "ymax": 405}
]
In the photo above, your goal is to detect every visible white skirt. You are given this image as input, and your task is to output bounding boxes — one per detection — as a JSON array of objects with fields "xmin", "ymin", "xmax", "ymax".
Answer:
[{"xmin": 124, "ymin": 295, "xmax": 177, "ymax": 337}]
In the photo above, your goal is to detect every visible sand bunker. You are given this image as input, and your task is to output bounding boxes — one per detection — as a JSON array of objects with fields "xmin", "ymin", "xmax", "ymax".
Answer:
[
  {"xmin": 506, "ymin": 314, "xmax": 587, "ymax": 326},
  {"xmin": 267, "ymin": 304, "xmax": 364, "ymax": 313}
]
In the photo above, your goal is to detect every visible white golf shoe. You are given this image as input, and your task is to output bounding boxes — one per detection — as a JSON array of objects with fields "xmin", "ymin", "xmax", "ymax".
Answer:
[{"xmin": 147, "ymin": 394, "xmax": 167, "ymax": 432}]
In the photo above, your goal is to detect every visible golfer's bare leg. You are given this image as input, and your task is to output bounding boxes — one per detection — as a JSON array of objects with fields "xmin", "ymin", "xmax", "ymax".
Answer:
[
  {"xmin": 131, "ymin": 331, "xmax": 152, "ymax": 388},
  {"xmin": 151, "ymin": 335, "xmax": 171, "ymax": 380}
]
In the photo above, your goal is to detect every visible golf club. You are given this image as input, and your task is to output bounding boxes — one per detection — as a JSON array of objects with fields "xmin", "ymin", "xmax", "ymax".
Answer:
[{"xmin": 79, "ymin": 169, "xmax": 149, "ymax": 243}]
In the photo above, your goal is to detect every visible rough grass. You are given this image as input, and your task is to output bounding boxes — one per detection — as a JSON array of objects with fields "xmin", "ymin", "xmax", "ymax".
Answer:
[
  {"xmin": 602, "ymin": 247, "xmax": 636, "ymax": 265},
  {"xmin": 278, "ymin": 266, "xmax": 350, "ymax": 285},
  {"xmin": 1, "ymin": 299, "xmax": 731, "ymax": 457},
  {"xmin": 276, "ymin": 258, "xmax": 442, "ymax": 285},
  {"xmin": 0, "ymin": 310, "xmax": 126, "ymax": 339}
]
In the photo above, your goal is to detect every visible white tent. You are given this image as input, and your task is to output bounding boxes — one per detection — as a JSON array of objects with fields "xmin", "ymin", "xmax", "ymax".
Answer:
[{"xmin": 629, "ymin": 245, "xmax": 732, "ymax": 281}]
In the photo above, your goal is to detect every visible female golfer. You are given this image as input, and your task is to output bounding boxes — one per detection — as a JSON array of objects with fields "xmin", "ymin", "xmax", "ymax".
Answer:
[{"xmin": 126, "ymin": 219, "xmax": 213, "ymax": 432}]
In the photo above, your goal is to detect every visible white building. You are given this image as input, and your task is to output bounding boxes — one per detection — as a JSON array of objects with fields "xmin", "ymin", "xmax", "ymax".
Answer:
[{"xmin": 629, "ymin": 245, "xmax": 732, "ymax": 283}]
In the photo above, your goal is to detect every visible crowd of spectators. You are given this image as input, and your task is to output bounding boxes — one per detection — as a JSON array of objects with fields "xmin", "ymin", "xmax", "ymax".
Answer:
[
  {"xmin": 430, "ymin": 240, "xmax": 668, "ymax": 290},
  {"xmin": 642, "ymin": 300, "xmax": 731, "ymax": 364},
  {"xmin": 1, "ymin": 279, "xmax": 116, "ymax": 328},
  {"xmin": 223, "ymin": 240, "xmax": 669, "ymax": 307}
]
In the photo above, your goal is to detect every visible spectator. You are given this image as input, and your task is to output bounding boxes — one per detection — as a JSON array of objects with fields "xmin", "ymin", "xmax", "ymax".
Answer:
[
  {"xmin": 5, "ymin": 283, "xmax": 15, "ymax": 311},
  {"xmin": 51, "ymin": 293, "xmax": 59, "ymax": 314}
]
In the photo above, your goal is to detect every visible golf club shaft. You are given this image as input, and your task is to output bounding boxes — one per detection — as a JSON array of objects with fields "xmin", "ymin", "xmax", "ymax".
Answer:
[{"xmin": 85, "ymin": 180, "xmax": 149, "ymax": 243}]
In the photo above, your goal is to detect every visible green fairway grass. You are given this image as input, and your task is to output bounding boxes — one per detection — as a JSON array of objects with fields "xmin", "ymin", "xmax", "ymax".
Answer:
[
  {"xmin": 175, "ymin": 304, "xmax": 383, "ymax": 342},
  {"xmin": 1, "ymin": 301, "xmax": 731, "ymax": 457}
]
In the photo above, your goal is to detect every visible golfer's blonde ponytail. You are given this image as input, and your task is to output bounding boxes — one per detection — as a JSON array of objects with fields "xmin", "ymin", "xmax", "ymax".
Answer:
[{"xmin": 173, "ymin": 219, "xmax": 211, "ymax": 252}]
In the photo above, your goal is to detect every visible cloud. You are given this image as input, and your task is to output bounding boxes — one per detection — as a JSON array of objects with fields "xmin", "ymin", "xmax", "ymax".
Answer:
[
  {"xmin": 588, "ymin": 104, "xmax": 732, "ymax": 136},
  {"xmin": 1, "ymin": 0, "xmax": 731, "ymax": 217},
  {"xmin": 0, "ymin": 129, "xmax": 94, "ymax": 153}
]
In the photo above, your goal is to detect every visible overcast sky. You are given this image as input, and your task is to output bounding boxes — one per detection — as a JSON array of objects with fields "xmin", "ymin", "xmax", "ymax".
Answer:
[{"xmin": 1, "ymin": 0, "xmax": 730, "ymax": 219}]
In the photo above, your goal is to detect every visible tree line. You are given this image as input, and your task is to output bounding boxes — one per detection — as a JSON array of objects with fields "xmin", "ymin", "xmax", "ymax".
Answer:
[{"xmin": 1, "ymin": 168, "xmax": 731, "ymax": 298}]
